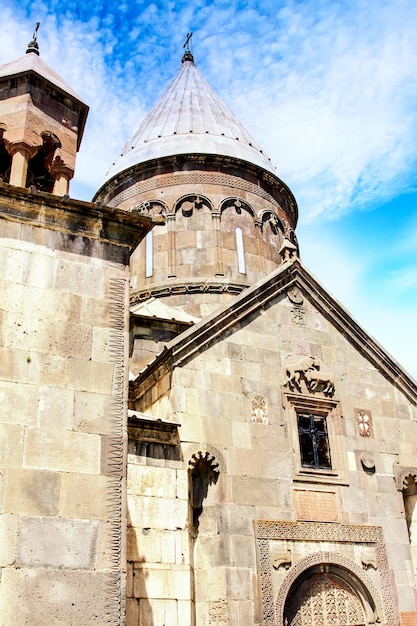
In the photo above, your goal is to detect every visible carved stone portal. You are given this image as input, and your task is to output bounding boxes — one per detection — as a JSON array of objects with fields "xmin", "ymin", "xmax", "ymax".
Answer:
[
  {"xmin": 255, "ymin": 520, "xmax": 397, "ymax": 626},
  {"xmin": 284, "ymin": 571, "xmax": 365, "ymax": 626}
]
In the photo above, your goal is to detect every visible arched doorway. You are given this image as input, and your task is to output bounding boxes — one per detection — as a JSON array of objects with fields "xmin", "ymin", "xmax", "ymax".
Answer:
[{"xmin": 283, "ymin": 565, "xmax": 376, "ymax": 626}]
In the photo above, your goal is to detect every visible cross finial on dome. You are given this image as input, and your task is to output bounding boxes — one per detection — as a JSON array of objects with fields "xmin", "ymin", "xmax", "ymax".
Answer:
[
  {"xmin": 26, "ymin": 22, "xmax": 40, "ymax": 55},
  {"xmin": 182, "ymin": 32, "xmax": 194, "ymax": 64}
]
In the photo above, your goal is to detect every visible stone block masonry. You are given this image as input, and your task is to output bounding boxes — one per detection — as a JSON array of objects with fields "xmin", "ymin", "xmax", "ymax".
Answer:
[{"xmin": 0, "ymin": 186, "xmax": 153, "ymax": 625}]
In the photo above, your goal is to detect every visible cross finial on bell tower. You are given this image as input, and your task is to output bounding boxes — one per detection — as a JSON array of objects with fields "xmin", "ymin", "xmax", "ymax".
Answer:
[{"xmin": 26, "ymin": 22, "xmax": 40, "ymax": 56}]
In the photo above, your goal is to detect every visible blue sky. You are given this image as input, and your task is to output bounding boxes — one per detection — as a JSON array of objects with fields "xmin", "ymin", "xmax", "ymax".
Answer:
[{"xmin": 1, "ymin": 0, "xmax": 416, "ymax": 378}]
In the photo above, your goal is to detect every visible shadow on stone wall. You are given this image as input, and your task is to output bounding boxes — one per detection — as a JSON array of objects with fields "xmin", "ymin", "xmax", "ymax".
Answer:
[
  {"xmin": 126, "ymin": 508, "xmax": 153, "ymax": 626},
  {"xmin": 189, "ymin": 451, "xmax": 220, "ymax": 535}
]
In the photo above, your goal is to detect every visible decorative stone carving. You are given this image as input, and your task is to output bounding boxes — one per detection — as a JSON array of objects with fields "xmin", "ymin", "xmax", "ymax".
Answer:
[
  {"xmin": 285, "ymin": 357, "xmax": 335, "ymax": 397},
  {"xmin": 132, "ymin": 199, "xmax": 167, "ymax": 217},
  {"xmin": 361, "ymin": 550, "xmax": 377, "ymax": 570},
  {"xmin": 394, "ymin": 465, "xmax": 417, "ymax": 491},
  {"xmin": 356, "ymin": 409, "xmax": 372, "ymax": 437},
  {"xmin": 175, "ymin": 194, "xmax": 211, "ymax": 217},
  {"xmin": 220, "ymin": 196, "xmax": 254, "ymax": 217},
  {"xmin": 107, "ymin": 170, "xmax": 292, "ymax": 223},
  {"xmin": 254, "ymin": 520, "xmax": 397, "ymax": 626},
  {"xmin": 251, "ymin": 394, "xmax": 268, "ymax": 424},
  {"xmin": 285, "ymin": 570, "xmax": 365, "ymax": 625},
  {"xmin": 132, "ymin": 281, "xmax": 245, "ymax": 304},
  {"xmin": 285, "ymin": 356, "xmax": 319, "ymax": 392},
  {"xmin": 304, "ymin": 369, "xmax": 335, "ymax": 396},
  {"xmin": 287, "ymin": 286, "xmax": 304, "ymax": 306},
  {"xmin": 290, "ymin": 307, "xmax": 306, "ymax": 326},
  {"xmin": 272, "ymin": 549, "xmax": 292, "ymax": 570}
]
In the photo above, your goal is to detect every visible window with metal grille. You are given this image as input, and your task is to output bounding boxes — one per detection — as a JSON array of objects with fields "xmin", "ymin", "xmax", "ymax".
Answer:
[{"xmin": 297, "ymin": 412, "xmax": 332, "ymax": 469}]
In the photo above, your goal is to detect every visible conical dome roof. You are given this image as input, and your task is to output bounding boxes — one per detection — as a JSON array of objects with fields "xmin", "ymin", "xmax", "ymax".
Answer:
[{"xmin": 105, "ymin": 53, "xmax": 276, "ymax": 181}]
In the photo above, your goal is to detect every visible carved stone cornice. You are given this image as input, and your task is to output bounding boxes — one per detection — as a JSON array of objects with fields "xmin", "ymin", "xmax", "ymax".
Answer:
[
  {"xmin": 93, "ymin": 154, "xmax": 298, "ymax": 227},
  {"xmin": 0, "ymin": 184, "xmax": 155, "ymax": 250}
]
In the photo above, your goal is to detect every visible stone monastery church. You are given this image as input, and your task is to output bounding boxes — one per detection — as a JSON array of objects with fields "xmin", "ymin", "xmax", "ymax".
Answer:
[{"xmin": 0, "ymin": 29, "xmax": 417, "ymax": 626}]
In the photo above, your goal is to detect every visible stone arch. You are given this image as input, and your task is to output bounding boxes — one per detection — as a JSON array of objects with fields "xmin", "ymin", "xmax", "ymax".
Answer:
[
  {"xmin": 0, "ymin": 124, "xmax": 11, "ymax": 183},
  {"xmin": 259, "ymin": 209, "xmax": 285, "ymax": 236},
  {"xmin": 132, "ymin": 198, "xmax": 168, "ymax": 217},
  {"xmin": 174, "ymin": 193, "xmax": 213, "ymax": 217},
  {"xmin": 26, "ymin": 131, "xmax": 61, "ymax": 192},
  {"xmin": 219, "ymin": 196, "xmax": 255, "ymax": 219},
  {"xmin": 277, "ymin": 552, "xmax": 383, "ymax": 626}
]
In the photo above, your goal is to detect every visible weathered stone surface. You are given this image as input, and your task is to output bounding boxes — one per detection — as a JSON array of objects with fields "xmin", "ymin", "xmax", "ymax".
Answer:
[
  {"xmin": 133, "ymin": 564, "xmax": 192, "ymax": 600},
  {"xmin": 0, "ymin": 423, "xmax": 24, "ymax": 467},
  {"xmin": 23, "ymin": 427, "xmax": 101, "ymax": 474},
  {"xmin": 0, "ymin": 380, "xmax": 38, "ymax": 425},
  {"xmin": 17, "ymin": 516, "xmax": 99, "ymax": 569},
  {"xmin": 128, "ymin": 495, "xmax": 188, "ymax": 530},
  {"xmin": 4, "ymin": 468, "xmax": 60, "ymax": 517},
  {"xmin": 0, "ymin": 514, "xmax": 18, "ymax": 566},
  {"xmin": 0, "ymin": 568, "xmax": 109, "ymax": 625},
  {"xmin": 37, "ymin": 386, "xmax": 74, "ymax": 430},
  {"xmin": 59, "ymin": 473, "xmax": 111, "ymax": 519}
]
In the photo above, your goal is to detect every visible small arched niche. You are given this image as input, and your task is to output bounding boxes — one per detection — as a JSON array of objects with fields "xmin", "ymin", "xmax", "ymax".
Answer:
[{"xmin": 283, "ymin": 563, "xmax": 378, "ymax": 626}]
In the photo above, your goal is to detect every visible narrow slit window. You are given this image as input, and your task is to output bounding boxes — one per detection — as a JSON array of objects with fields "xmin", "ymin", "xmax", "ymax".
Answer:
[
  {"xmin": 145, "ymin": 231, "xmax": 153, "ymax": 277},
  {"xmin": 236, "ymin": 227, "xmax": 246, "ymax": 274}
]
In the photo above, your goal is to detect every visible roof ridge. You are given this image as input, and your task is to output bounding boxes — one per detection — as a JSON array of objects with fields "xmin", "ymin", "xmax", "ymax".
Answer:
[{"xmin": 130, "ymin": 260, "xmax": 417, "ymax": 406}]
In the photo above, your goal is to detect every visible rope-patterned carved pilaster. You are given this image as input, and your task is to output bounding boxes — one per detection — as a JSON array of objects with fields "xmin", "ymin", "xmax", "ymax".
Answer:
[{"xmin": 103, "ymin": 275, "xmax": 129, "ymax": 625}]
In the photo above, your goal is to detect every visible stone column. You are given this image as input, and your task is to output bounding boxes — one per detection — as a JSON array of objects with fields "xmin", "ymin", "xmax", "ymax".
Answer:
[
  {"xmin": 50, "ymin": 158, "xmax": 74, "ymax": 196},
  {"xmin": 255, "ymin": 218, "xmax": 265, "ymax": 275},
  {"xmin": 212, "ymin": 210, "xmax": 224, "ymax": 276},
  {"xmin": 6, "ymin": 141, "xmax": 39, "ymax": 188},
  {"xmin": 166, "ymin": 212, "xmax": 176, "ymax": 278}
]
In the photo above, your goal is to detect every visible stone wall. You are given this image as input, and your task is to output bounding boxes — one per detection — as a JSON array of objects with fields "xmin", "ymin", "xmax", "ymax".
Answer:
[
  {"xmin": 0, "ymin": 186, "xmax": 152, "ymax": 625},
  {"xmin": 128, "ymin": 275, "xmax": 417, "ymax": 625}
]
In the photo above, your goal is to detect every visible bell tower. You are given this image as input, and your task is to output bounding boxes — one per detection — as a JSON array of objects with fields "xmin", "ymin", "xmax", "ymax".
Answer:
[{"xmin": 0, "ymin": 24, "xmax": 88, "ymax": 194}]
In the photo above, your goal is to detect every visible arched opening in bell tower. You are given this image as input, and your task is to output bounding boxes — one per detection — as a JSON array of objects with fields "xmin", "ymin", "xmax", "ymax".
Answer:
[
  {"xmin": 26, "ymin": 132, "xmax": 61, "ymax": 192},
  {"xmin": 0, "ymin": 127, "xmax": 11, "ymax": 183}
]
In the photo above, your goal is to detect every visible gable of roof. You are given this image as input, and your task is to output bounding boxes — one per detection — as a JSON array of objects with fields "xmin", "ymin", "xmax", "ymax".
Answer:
[{"xmin": 130, "ymin": 260, "xmax": 417, "ymax": 406}]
